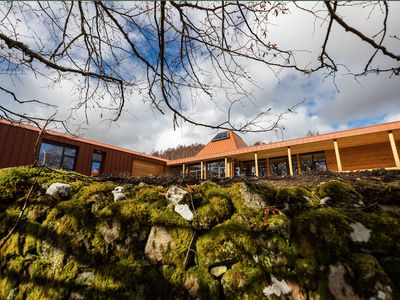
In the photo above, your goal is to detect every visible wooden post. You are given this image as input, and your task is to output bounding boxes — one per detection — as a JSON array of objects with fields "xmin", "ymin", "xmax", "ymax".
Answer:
[
  {"xmin": 200, "ymin": 161, "xmax": 204, "ymax": 179},
  {"xmin": 287, "ymin": 147, "xmax": 293, "ymax": 176},
  {"xmin": 182, "ymin": 164, "xmax": 185, "ymax": 178},
  {"xmin": 266, "ymin": 158, "xmax": 271, "ymax": 176},
  {"xmin": 333, "ymin": 139, "xmax": 342, "ymax": 172},
  {"xmin": 254, "ymin": 152, "xmax": 259, "ymax": 177},
  {"xmin": 204, "ymin": 162, "xmax": 207, "ymax": 179},
  {"xmin": 224, "ymin": 157, "xmax": 228, "ymax": 178},
  {"xmin": 389, "ymin": 131, "xmax": 400, "ymax": 168},
  {"xmin": 297, "ymin": 154, "xmax": 301, "ymax": 175}
]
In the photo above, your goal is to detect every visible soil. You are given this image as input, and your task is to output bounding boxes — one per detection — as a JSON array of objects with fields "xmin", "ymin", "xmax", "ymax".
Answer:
[{"xmin": 99, "ymin": 169, "xmax": 400, "ymax": 188}]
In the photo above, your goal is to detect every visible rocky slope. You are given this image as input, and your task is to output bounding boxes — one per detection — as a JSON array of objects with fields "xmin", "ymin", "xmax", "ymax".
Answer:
[{"xmin": 0, "ymin": 166, "xmax": 400, "ymax": 299}]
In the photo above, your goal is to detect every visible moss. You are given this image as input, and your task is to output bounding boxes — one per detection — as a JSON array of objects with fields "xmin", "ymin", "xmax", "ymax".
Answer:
[
  {"xmin": 317, "ymin": 180, "xmax": 364, "ymax": 207},
  {"xmin": 275, "ymin": 186, "xmax": 320, "ymax": 215},
  {"xmin": 265, "ymin": 214, "xmax": 291, "ymax": 238},
  {"xmin": 164, "ymin": 227, "xmax": 195, "ymax": 268},
  {"xmin": 294, "ymin": 257, "xmax": 318, "ymax": 290},
  {"xmin": 0, "ymin": 166, "xmax": 40, "ymax": 204},
  {"xmin": 93, "ymin": 257, "xmax": 147, "ymax": 298},
  {"xmin": 23, "ymin": 234, "xmax": 39, "ymax": 255},
  {"xmin": 350, "ymin": 253, "xmax": 391, "ymax": 298},
  {"xmin": 2, "ymin": 232, "xmax": 22, "ymax": 257},
  {"xmin": 221, "ymin": 261, "xmax": 266, "ymax": 299},
  {"xmin": 196, "ymin": 219, "xmax": 256, "ymax": 268},
  {"xmin": 197, "ymin": 181, "xmax": 230, "ymax": 200},
  {"xmin": 194, "ymin": 195, "xmax": 233, "ymax": 230},
  {"xmin": 356, "ymin": 180, "xmax": 400, "ymax": 205},
  {"xmin": 345, "ymin": 211, "xmax": 400, "ymax": 255},
  {"xmin": 229, "ymin": 184, "xmax": 265, "ymax": 231},
  {"xmin": 133, "ymin": 185, "xmax": 165, "ymax": 203},
  {"xmin": 294, "ymin": 208, "xmax": 351, "ymax": 263},
  {"xmin": 186, "ymin": 266, "xmax": 220, "ymax": 299},
  {"xmin": 99, "ymin": 199, "xmax": 150, "ymax": 225}
]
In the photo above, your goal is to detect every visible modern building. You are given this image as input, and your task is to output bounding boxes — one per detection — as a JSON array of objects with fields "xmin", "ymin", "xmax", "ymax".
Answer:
[
  {"xmin": 1, "ymin": 118, "xmax": 400, "ymax": 178},
  {"xmin": 0, "ymin": 119, "xmax": 167, "ymax": 177}
]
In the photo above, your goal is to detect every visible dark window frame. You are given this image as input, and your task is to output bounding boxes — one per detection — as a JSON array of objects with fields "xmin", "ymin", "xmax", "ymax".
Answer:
[
  {"xmin": 39, "ymin": 140, "xmax": 79, "ymax": 171},
  {"xmin": 91, "ymin": 150, "xmax": 106, "ymax": 176}
]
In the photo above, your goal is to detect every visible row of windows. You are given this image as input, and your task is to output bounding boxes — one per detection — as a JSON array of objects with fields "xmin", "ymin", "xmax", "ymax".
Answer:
[
  {"xmin": 38, "ymin": 141, "xmax": 105, "ymax": 176},
  {"xmin": 175, "ymin": 151, "xmax": 327, "ymax": 178}
]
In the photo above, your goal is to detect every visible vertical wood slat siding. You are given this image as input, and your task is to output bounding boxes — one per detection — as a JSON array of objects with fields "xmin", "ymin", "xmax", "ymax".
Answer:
[
  {"xmin": 325, "ymin": 142, "xmax": 396, "ymax": 171},
  {"xmin": 0, "ymin": 122, "xmax": 166, "ymax": 176}
]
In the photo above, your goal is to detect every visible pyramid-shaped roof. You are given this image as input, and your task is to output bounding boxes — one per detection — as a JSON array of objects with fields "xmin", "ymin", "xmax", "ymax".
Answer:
[{"xmin": 196, "ymin": 130, "xmax": 248, "ymax": 157}]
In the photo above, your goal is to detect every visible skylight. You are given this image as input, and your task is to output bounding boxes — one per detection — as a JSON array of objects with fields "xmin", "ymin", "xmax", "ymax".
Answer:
[{"xmin": 211, "ymin": 132, "xmax": 229, "ymax": 142}]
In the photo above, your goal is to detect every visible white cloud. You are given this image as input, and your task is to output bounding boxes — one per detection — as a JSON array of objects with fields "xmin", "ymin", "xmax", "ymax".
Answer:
[{"xmin": 0, "ymin": 2, "xmax": 399, "ymax": 153}]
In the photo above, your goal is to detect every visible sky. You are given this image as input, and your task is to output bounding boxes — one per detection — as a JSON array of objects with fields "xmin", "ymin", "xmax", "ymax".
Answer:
[{"xmin": 0, "ymin": 2, "xmax": 399, "ymax": 154}]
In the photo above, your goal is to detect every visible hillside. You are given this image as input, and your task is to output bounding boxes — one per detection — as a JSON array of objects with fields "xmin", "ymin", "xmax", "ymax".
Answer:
[{"xmin": 1, "ymin": 166, "xmax": 400, "ymax": 299}]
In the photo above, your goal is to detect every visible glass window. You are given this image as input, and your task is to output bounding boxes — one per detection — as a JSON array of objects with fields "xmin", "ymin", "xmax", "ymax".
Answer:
[
  {"xmin": 300, "ymin": 152, "xmax": 327, "ymax": 173},
  {"xmin": 91, "ymin": 151, "xmax": 105, "ymax": 176},
  {"xmin": 206, "ymin": 160, "xmax": 225, "ymax": 179},
  {"xmin": 188, "ymin": 164, "xmax": 201, "ymax": 179},
  {"xmin": 270, "ymin": 157, "xmax": 289, "ymax": 176},
  {"xmin": 39, "ymin": 141, "xmax": 77, "ymax": 171},
  {"xmin": 211, "ymin": 132, "xmax": 229, "ymax": 142}
]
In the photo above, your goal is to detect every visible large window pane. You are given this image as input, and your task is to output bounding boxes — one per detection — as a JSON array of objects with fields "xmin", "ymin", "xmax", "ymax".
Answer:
[
  {"xmin": 206, "ymin": 160, "xmax": 225, "ymax": 179},
  {"xmin": 300, "ymin": 152, "xmax": 327, "ymax": 173},
  {"xmin": 39, "ymin": 141, "xmax": 77, "ymax": 171},
  {"xmin": 270, "ymin": 157, "xmax": 288, "ymax": 176},
  {"xmin": 91, "ymin": 151, "xmax": 105, "ymax": 176}
]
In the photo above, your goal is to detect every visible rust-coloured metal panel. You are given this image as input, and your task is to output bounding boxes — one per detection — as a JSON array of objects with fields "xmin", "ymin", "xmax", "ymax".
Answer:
[{"xmin": 0, "ymin": 120, "xmax": 166, "ymax": 177}]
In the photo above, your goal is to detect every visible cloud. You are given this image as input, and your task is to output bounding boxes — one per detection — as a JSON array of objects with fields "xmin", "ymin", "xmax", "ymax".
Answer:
[{"xmin": 0, "ymin": 2, "xmax": 399, "ymax": 154}]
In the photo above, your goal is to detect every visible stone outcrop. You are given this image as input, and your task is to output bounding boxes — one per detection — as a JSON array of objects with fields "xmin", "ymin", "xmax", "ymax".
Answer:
[{"xmin": 0, "ymin": 166, "xmax": 399, "ymax": 299}]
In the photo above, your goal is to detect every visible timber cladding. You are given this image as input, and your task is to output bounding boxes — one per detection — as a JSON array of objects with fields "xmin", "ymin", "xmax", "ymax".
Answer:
[
  {"xmin": 0, "ymin": 119, "xmax": 166, "ymax": 177},
  {"xmin": 325, "ymin": 142, "xmax": 396, "ymax": 171},
  {"xmin": 132, "ymin": 160, "xmax": 165, "ymax": 177}
]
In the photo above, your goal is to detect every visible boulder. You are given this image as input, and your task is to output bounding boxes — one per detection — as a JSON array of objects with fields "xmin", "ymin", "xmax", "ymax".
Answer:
[
  {"xmin": 145, "ymin": 226, "xmax": 173, "ymax": 263},
  {"xmin": 210, "ymin": 265, "xmax": 228, "ymax": 278},
  {"xmin": 184, "ymin": 274, "xmax": 200, "ymax": 297},
  {"xmin": 165, "ymin": 186, "xmax": 188, "ymax": 206},
  {"xmin": 349, "ymin": 222, "xmax": 371, "ymax": 242},
  {"xmin": 262, "ymin": 274, "xmax": 291, "ymax": 297},
  {"xmin": 174, "ymin": 204, "xmax": 194, "ymax": 221},
  {"xmin": 99, "ymin": 218, "xmax": 121, "ymax": 244},
  {"xmin": 46, "ymin": 183, "xmax": 72, "ymax": 198},
  {"xmin": 112, "ymin": 186, "xmax": 126, "ymax": 201},
  {"xmin": 237, "ymin": 183, "xmax": 266, "ymax": 209},
  {"xmin": 328, "ymin": 263, "xmax": 360, "ymax": 300}
]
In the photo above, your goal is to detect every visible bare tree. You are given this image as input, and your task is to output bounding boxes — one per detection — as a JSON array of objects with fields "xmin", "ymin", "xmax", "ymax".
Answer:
[{"xmin": 0, "ymin": 2, "xmax": 398, "ymax": 133}]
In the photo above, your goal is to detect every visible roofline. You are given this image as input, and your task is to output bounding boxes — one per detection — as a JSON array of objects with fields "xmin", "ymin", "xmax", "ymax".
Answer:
[
  {"xmin": 167, "ymin": 120, "xmax": 400, "ymax": 165},
  {"xmin": 0, "ymin": 119, "xmax": 169, "ymax": 164}
]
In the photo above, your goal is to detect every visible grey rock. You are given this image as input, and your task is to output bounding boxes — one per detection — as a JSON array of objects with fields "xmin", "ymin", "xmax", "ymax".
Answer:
[
  {"xmin": 75, "ymin": 271, "xmax": 95, "ymax": 286},
  {"xmin": 174, "ymin": 204, "xmax": 194, "ymax": 221},
  {"xmin": 144, "ymin": 226, "xmax": 173, "ymax": 262},
  {"xmin": 349, "ymin": 222, "xmax": 371, "ymax": 242},
  {"xmin": 112, "ymin": 186, "xmax": 126, "ymax": 202},
  {"xmin": 46, "ymin": 183, "xmax": 72, "ymax": 198},
  {"xmin": 210, "ymin": 266, "xmax": 228, "ymax": 278},
  {"xmin": 328, "ymin": 263, "xmax": 360, "ymax": 300},
  {"xmin": 238, "ymin": 183, "xmax": 266, "ymax": 209},
  {"xmin": 184, "ymin": 274, "xmax": 200, "ymax": 297},
  {"xmin": 100, "ymin": 219, "xmax": 121, "ymax": 244},
  {"xmin": 165, "ymin": 186, "xmax": 188, "ymax": 206},
  {"xmin": 263, "ymin": 275, "xmax": 291, "ymax": 297}
]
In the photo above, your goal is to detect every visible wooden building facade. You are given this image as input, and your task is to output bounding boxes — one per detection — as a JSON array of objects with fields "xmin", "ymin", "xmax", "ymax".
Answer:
[
  {"xmin": 1, "ymin": 119, "xmax": 400, "ymax": 178},
  {"xmin": 167, "ymin": 121, "xmax": 400, "ymax": 179},
  {"xmin": 0, "ymin": 119, "xmax": 167, "ymax": 177}
]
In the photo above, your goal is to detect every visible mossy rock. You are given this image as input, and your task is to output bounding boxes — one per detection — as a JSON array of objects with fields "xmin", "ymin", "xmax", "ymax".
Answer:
[
  {"xmin": 133, "ymin": 185, "xmax": 165, "ymax": 203},
  {"xmin": 345, "ymin": 211, "xmax": 400, "ymax": 255},
  {"xmin": 229, "ymin": 184, "xmax": 265, "ymax": 231},
  {"xmin": 196, "ymin": 219, "xmax": 256, "ymax": 268},
  {"xmin": 350, "ymin": 253, "xmax": 393, "ymax": 299},
  {"xmin": 185, "ymin": 266, "xmax": 220, "ymax": 299},
  {"xmin": 275, "ymin": 186, "xmax": 320, "ymax": 215},
  {"xmin": 220, "ymin": 261, "xmax": 266, "ymax": 299},
  {"xmin": 356, "ymin": 180, "xmax": 400, "ymax": 205},
  {"xmin": 317, "ymin": 180, "xmax": 364, "ymax": 208},
  {"xmin": 294, "ymin": 208, "xmax": 351, "ymax": 263},
  {"xmin": 194, "ymin": 195, "xmax": 233, "ymax": 230},
  {"xmin": 294, "ymin": 257, "xmax": 318, "ymax": 290}
]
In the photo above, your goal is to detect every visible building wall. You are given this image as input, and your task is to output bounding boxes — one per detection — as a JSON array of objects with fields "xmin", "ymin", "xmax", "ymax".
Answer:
[
  {"xmin": 132, "ymin": 160, "xmax": 165, "ymax": 177},
  {"xmin": 0, "ymin": 121, "xmax": 165, "ymax": 177},
  {"xmin": 325, "ymin": 142, "xmax": 396, "ymax": 171}
]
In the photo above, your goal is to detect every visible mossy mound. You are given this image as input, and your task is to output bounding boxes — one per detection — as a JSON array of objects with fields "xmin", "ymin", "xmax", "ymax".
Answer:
[{"xmin": 0, "ymin": 167, "xmax": 399, "ymax": 299}]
